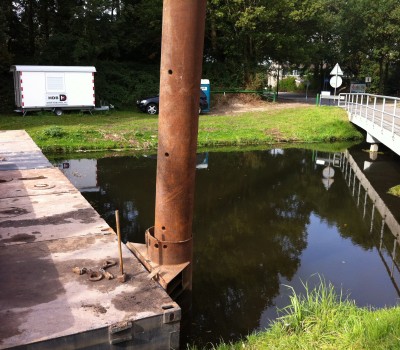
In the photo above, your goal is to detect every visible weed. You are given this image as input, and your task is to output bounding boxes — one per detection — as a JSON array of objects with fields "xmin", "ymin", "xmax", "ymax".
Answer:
[
  {"xmin": 42, "ymin": 126, "xmax": 66, "ymax": 138},
  {"xmin": 211, "ymin": 276, "xmax": 400, "ymax": 350}
]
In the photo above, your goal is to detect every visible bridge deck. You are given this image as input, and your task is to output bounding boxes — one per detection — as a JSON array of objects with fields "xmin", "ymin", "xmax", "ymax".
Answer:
[{"xmin": 339, "ymin": 94, "xmax": 400, "ymax": 156}]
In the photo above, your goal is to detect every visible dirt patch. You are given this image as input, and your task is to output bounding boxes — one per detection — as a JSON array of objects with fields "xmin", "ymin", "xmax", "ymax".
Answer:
[
  {"xmin": 265, "ymin": 128, "xmax": 284, "ymax": 141},
  {"xmin": 112, "ymin": 283, "xmax": 171, "ymax": 313},
  {"xmin": 81, "ymin": 303, "xmax": 108, "ymax": 315},
  {"xmin": 208, "ymin": 93, "xmax": 310, "ymax": 115},
  {"xmin": 103, "ymin": 133, "xmax": 124, "ymax": 142}
]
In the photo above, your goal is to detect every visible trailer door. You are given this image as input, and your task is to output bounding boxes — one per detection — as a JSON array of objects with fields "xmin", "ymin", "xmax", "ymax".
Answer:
[{"xmin": 45, "ymin": 73, "xmax": 67, "ymax": 107}]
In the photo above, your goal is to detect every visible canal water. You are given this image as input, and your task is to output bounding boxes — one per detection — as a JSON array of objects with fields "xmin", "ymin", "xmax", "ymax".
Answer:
[{"xmin": 50, "ymin": 143, "xmax": 400, "ymax": 348}]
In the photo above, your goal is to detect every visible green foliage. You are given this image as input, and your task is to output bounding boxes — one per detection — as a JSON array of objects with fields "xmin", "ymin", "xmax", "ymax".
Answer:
[
  {"xmin": 278, "ymin": 77, "xmax": 298, "ymax": 92},
  {"xmin": 42, "ymin": 126, "xmax": 66, "ymax": 138},
  {"xmin": 0, "ymin": 105, "xmax": 362, "ymax": 152},
  {"xmin": 95, "ymin": 61, "xmax": 159, "ymax": 109},
  {"xmin": 0, "ymin": 1, "xmax": 13, "ymax": 113},
  {"xmin": 211, "ymin": 277, "xmax": 400, "ymax": 349},
  {"xmin": 387, "ymin": 185, "xmax": 400, "ymax": 197},
  {"xmin": 279, "ymin": 276, "xmax": 349, "ymax": 334},
  {"xmin": 202, "ymin": 62, "xmax": 245, "ymax": 90},
  {"xmin": 3, "ymin": 0, "xmax": 400, "ymax": 110}
]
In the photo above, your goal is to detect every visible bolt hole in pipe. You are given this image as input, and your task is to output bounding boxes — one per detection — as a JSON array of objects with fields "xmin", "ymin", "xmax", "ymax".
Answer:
[
  {"xmin": 165, "ymin": 152, "xmax": 169, "ymax": 157},
  {"xmin": 155, "ymin": 243, "xmax": 159, "ymax": 248},
  {"xmin": 168, "ymin": 69, "xmax": 173, "ymax": 75},
  {"xmin": 162, "ymin": 226, "xmax": 166, "ymax": 230}
]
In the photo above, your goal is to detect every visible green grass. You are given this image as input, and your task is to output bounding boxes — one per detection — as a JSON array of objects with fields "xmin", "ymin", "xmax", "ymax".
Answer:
[
  {"xmin": 198, "ymin": 107, "xmax": 361, "ymax": 146},
  {"xmin": 0, "ymin": 106, "xmax": 363, "ymax": 153},
  {"xmin": 207, "ymin": 277, "xmax": 400, "ymax": 350},
  {"xmin": 388, "ymin": 185, "xmax": 400, "ymax": 197}
]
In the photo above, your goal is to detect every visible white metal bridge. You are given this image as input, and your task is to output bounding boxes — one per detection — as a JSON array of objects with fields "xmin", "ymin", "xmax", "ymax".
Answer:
[{"xmin": 338, "ymin": 93, "xmax": 400, "ymax": 156}]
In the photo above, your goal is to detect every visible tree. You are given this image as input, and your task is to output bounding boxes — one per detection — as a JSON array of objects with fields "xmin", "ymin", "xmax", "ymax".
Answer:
[{"xmin": 338, "ymin": 0, "xmax": 400, "ymax": 93}]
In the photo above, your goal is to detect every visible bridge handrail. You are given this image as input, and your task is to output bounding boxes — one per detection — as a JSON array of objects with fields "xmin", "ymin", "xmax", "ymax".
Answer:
[
  {"xmin": 339, "ymin": 92, "xmax": 400, "ymax": 101},
  {"xmin": 338, "ymin": 93, "xmax": 400, "ymax": 142}
]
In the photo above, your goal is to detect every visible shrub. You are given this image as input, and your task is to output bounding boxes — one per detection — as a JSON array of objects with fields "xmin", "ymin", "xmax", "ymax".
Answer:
[
  {"xmin": 278, "ymin": 77, "xmax": 298, "ymax": 92},
  {"xmin": 95, "ymin": 61, "xmax": 159, "ymax": 109},
  {"xmin": 43, "ymin": 126, "xmax": 66, "ymax": 138}
]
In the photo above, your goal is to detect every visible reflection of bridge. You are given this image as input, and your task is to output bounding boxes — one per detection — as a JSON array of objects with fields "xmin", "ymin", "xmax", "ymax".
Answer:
[
  {"xmin": 339, "ymin": 93, "xmax": 400, "ymax": 156},
  {"xmin": 340, "ymin": 150, "xmax": 400, "ymax": 294}
]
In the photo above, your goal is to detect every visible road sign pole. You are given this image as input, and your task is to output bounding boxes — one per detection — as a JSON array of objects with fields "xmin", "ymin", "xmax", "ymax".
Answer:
[
  {"xmin": 334, "ymin": 75, "xmax": 337, "ymax": 96},
  {"xmin": 330, "ymin": 63, "xmax": 343, "ymax": 98}
]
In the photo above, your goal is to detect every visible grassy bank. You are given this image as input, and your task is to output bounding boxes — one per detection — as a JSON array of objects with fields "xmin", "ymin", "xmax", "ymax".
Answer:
[
  {"xmin": 210, "ymin": 279, "xmax": 400, "ymax": 350},
  {"xmin": 0, "ymin": 105, "xmax": 363, "ymax": 153}
]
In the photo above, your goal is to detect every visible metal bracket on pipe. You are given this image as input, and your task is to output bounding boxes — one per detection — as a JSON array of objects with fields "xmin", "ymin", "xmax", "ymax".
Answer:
[{"xmin": 126, "ymin": 227, "xmax": 192, "ymax": 297}]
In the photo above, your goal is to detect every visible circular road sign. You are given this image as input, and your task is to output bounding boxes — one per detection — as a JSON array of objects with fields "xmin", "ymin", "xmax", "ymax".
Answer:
[
  {"xmin": 330, "ymin": 76, "xmax": 343, "ymax": 88},
  {"xmin": 322, "ymin": 166, "xmax": 335, "ymax": 178}
]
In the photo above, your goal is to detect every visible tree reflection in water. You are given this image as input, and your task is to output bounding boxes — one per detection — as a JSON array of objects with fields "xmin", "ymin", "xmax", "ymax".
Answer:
[{"xmin": 64, "ymin": 147, "xmax": 400, "ymax": 349}]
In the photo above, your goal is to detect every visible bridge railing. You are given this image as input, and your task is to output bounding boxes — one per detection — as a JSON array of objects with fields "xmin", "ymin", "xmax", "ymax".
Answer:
[
  {"xmin": 338, "ymin": 93, "xmax": 400, "ymax": 140},
  {"xmin": 341, "ymin": 151, "xmax": 400, "ymax": 293}
]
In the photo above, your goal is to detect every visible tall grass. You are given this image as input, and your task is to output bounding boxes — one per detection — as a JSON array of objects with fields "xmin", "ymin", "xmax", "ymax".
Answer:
[
  {"xmin": 279, "ymin": 275, "xmax": 348, "ymax": 336},
  {"xmin": 209, "ymin": 276, "xmax": 400, "ymax": 350}
]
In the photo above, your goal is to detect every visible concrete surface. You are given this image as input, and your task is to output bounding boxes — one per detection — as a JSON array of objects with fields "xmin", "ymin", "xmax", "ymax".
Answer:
[{"xmin": 0, "ymin": 131, "xmax": 179, "ymax": 349}]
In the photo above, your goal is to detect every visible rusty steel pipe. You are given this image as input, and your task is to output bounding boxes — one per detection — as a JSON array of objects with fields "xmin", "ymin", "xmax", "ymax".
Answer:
[
  {"xmin": 127, "ymin": 0, "xmax": 207, "ymax": 295},
  {"xmin": 153, "ymin": 1, "xmax": 207, "ymax": 257}
]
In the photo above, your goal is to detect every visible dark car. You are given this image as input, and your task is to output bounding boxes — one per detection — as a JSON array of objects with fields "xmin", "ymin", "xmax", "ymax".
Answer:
[{"xmin": 136, "ymin": 90, "xmax": 208, "ymax": 115}]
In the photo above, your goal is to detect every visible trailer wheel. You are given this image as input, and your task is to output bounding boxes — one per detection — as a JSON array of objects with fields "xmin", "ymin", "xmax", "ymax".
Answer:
[
  {"xmin": 54, "ymin": 108, "xmax": 63, "ymax": 116},
  {"xmin": 146, "ymin": 103, "xmax": 158, "ymax": 115}
]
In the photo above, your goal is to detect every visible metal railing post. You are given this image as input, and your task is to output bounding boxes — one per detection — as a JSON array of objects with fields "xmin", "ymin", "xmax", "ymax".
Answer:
[
  {"xmin": 372, "ymin": 96, "xmax": 377, "ymax": 125},
  {"xmin": 348, "ymin": 167, "xmax": 352, "ymax": 186},
  {"xmin": 381, "ymin": 97, "xmax": 386, "ymax": 133},
  {"xmin": 392, "ymin": 100, "xmax": 397, "ymax": 138},
  {"xmin": 379, "ymin": 221, "xmax": 385, "ymax": 251},
  {"xmin": 360, "ymin": 94, "xmax": 364, "ymax": 118},
  {"xmin": 363, "ymin": 191, "xmax": 368, "ymax": 218},
  {"xmin": 370, "ymin": 203, "xmax": 375, "ymax": 233},
  {"xmin": 391, "ymin": 239, "xmax": 397, "ymax": 277}
]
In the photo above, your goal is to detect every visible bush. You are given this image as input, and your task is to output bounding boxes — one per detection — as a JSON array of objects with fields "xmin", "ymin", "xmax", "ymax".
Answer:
[
  {"xmin": 0, "ymin": 71, "xmax": 15, "ymax": 113},
  {"xmin": 42, "ymin": 126, "xmax": 66, "ymax": 138},
  {"xmin": 278, "ymin": 77, "xmax": 298, "ymax": 92},
  {"xmin": 95, "ymin": 61, "xmax": 159, "ymax": 109}
]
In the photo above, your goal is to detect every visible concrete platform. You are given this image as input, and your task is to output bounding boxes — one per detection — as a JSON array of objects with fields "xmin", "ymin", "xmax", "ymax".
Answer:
[{"xmin": 0, "ymin": 131, "xmax": 180, "ymax": 349}]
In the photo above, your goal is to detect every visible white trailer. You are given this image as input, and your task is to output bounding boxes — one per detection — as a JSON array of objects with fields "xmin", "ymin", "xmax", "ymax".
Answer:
[{"xmin": 10, "ymin": 65, "xmax": 97, "ymax": 116}]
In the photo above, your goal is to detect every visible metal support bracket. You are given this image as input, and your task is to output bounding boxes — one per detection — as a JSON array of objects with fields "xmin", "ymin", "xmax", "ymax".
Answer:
[
  {"xmin": 108, "ymin": 321, "xmax": 132, "ymax": 345},
  {"xmin": 162, "ymin": 303, "xmax": 181, "ymax": 324}
]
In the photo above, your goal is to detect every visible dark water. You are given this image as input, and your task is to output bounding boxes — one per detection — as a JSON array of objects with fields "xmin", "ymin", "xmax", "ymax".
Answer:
[{"xmin": 51, "ymin": 144, "xmax": 400, "ymax": 348}]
